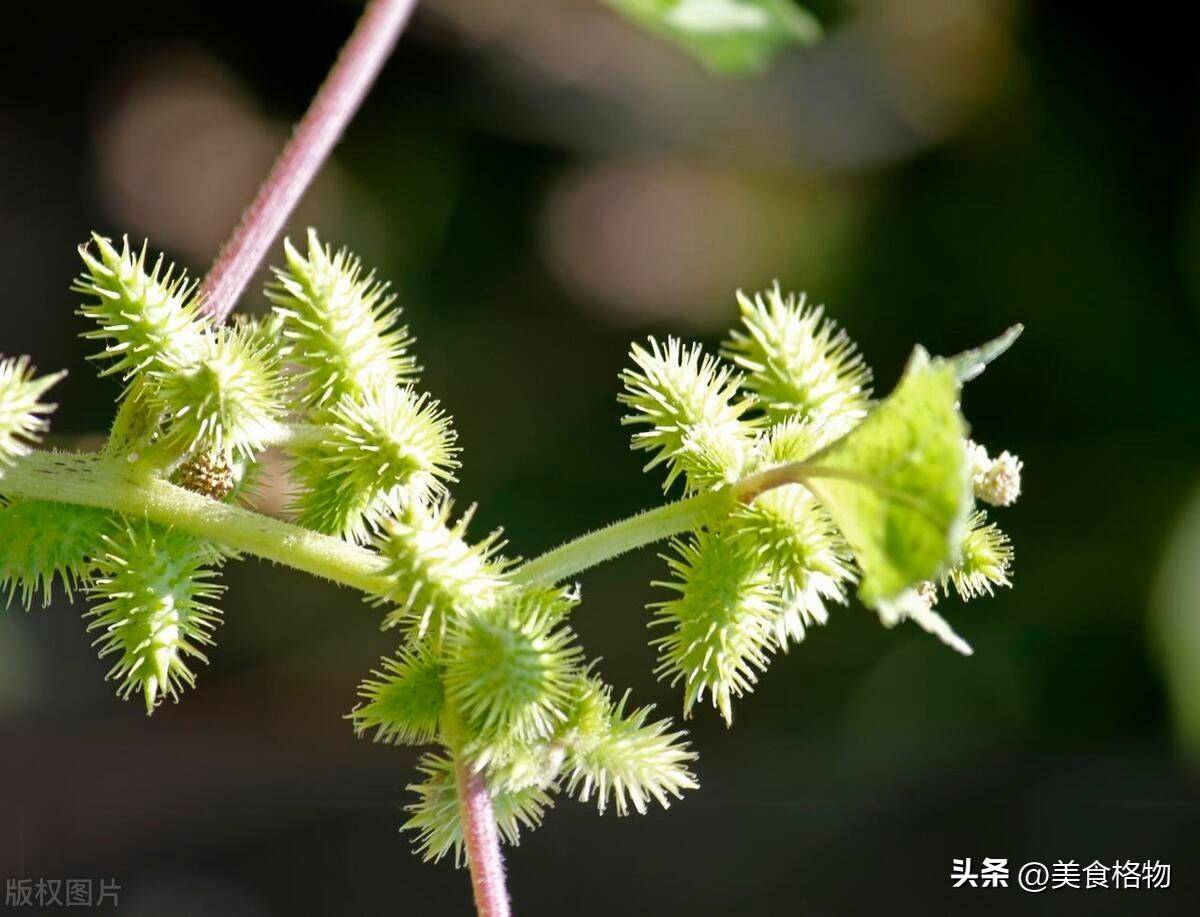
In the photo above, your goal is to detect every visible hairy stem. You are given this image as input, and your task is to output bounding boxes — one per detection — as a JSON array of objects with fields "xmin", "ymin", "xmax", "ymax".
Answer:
[
  {"xmin": 730, "ymin": 461, "xmax": 875, "ymax": 503},
  {"xmin": 261, "ymin": 421, "xmax": 328, "ymax": 452},
  {"xmin": 454, "ymin": 756, "xmax": 511, "ymax": 917},
  {"xmin": 510, "ymin": 462, "xmax": 857, "ymax": 586},
  {"xmin": 103, "ymin": 380, "xmax": 161, "ymax": 457},
  {"xmin": 510, "ymin": 490, "xmax": 733, "ymax": 587},
  {"xmin": 441, "ymin": 705, "xmax": 510, "ymax": 917},
  {"xmin": 4, "ymin": 452, "xmax": 827, "ymax": 597},
  {"xmin": 197, "ymin": 0, "xmax": 417, "ymax": 322},
  {"xmin": 2, "ymin": 452, "xmax": 390, "ymax": 595}
]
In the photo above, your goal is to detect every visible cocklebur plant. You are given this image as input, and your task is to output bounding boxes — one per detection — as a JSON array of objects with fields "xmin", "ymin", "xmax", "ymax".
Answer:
[
  {"xmin": 0, "ymin": 3, "xmax": 1025, "ymax": 914},
  {"xmin": 608, "ymin": 286, "xmax": 1024, "ymax": 720},
  {"xmin": 0, "ymin": 239, "xmax": 1023, "ymax": 865}
]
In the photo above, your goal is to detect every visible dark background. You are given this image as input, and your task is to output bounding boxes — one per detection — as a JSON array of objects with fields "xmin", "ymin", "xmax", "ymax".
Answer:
[{"xmin": 2, "ymin": 1, "xmax": 1199, "ymax": 914}]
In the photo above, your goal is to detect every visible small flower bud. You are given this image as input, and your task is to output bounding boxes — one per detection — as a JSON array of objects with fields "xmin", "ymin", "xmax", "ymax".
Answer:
[
  {"xmin": 944, "ymin": 511, "xmax": 1013, "ymax": 600},
  {"xmin": 177, "ymin": 451, "xmax": 236, "ymax": 501},
  {"xmin": 967, "ymin": 439, "xmax": 1022, "ymax": 507},
  {"xmin": 966, "ymin": 439, "xmax": 991, "ymax": 482},
  {"xmin": 979, "ymin": 450, "xmax": 1022, "ymax": 507}
]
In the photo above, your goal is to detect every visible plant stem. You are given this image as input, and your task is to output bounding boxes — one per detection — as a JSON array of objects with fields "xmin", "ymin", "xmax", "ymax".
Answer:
[
  {"xmin": 510, "ymin": 490, "xmax": 733, "ymax": 587},
  {"xmin": 454, "ymin": 756, "xmax": 511, "ymax": 917},
  {"xmin": 3, "ymin": 451, "xmax": 821, "ymax": 596},
  {"xmin": 436, "ymin": 705, "xmax": 511, "ymax": 917},
  {"xmin": 196, "ymin": 0, "xmax": 418, "ymax": 322},
  {"xmin": 2, "ymin": 452, "xmax": 390, "ymax": 595},
  {"xmin": 510, "ymin": 463, "xmax": 841, "ymax": 586},
  {"xmin": 261, "ymin": 421, "xmax": 327, "ymax": 452},
  {"xmin": 730, "ymin": 461, "xmax": 873, "ymax": 503}
]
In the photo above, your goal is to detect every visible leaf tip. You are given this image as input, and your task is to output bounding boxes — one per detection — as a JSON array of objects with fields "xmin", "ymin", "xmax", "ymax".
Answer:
[{"xmin": 949, "ymin": 324, "xmax": 1024, "ymax": 383}]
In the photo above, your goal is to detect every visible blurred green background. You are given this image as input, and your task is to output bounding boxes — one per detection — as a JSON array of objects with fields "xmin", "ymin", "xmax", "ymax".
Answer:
[{"xmin": 2, "ymin": 1, "xmax": 1198, "ymax": 913}]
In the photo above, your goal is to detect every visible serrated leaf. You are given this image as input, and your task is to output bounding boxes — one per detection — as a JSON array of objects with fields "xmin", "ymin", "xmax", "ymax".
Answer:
[
  {"xmin": 604, "ymin": 0, "xmax": 820, "ymax": 74},
  {"xmin": 804, "ymin": 348, "xmax": 972, "ymax": 606}
]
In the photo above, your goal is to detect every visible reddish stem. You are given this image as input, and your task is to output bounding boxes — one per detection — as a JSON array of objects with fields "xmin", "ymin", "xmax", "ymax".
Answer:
[
  {"xmin": 195, "ymin": 3, "xmax": 513, "ymax": 911},
  {"xmin": 197, "ymin": 0, "xmax": 418, "ymax": 322},
  {"xmin": 455, "ymin": 758, "xmax": 512, "ymax": 917}
]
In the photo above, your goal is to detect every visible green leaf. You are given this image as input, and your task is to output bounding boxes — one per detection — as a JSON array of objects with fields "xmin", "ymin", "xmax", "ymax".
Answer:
[
  {"xmin": 604, "ymin": 0, "xmax": 821, "ymax": 74},
  {"xmin": 947, "ymin": 323, "xmax": 1023, "ymax": 383},
  {"xmin": 805, "ymin": 348, "xmax": 972, "ymax": 606}
]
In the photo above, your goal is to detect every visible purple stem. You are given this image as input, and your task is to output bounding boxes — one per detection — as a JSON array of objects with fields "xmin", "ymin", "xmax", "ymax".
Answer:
[
  {"xmin": 194, "ymin": 2, "xmax": 513, "ymax": 911},
  {"xmin": 197, "ymin": 0, "xmax": 418, "ymax": 322},
  {"xmin": 456, "ymin": 758, "xmax": 512, "ymax": 917}
]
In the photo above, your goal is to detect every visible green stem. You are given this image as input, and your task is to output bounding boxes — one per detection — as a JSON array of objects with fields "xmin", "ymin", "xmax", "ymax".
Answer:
[
  {"xmin": 729, "ymin": 461, "xmax": 875, "ymax": 503},
  {"xmin": 2, "ymin": 451, "xmax": 390, "ymax": 595},
  {"xmin": 510, "ymin": 490, "xmax": 733, "ymax": 587},
  {"xmin": 261, "ymin": 421, "xmax": 327, "ymax": 451},
  {"xmin": 103, "ymin": 380, "xmax": 162, "ymax": 457},
  {"xmin": 510, "ymin": 461, "xmax": 857, "ymax": 587},
  {"xmin": 2, "ymin": 451, "xmax": 826, "ymax": 598}
]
